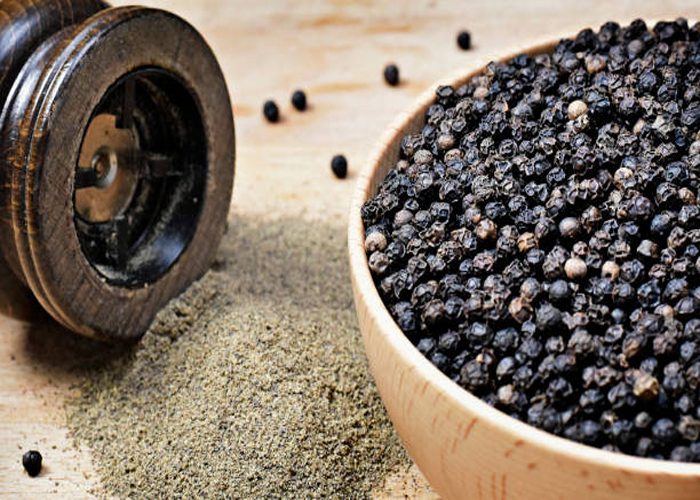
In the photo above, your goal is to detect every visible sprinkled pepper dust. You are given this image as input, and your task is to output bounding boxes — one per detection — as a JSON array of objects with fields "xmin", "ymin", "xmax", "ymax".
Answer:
[{"xmin": 66, "ymin": 215, "xmax": 409, "ymax": 498}]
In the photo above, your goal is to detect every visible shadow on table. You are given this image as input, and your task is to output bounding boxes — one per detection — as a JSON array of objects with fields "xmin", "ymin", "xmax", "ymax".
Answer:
[
  {"xmin": 0, "ymin": 253, "xmax": 38, "ymax": 322},
  {"xmin": 0, "ymin": 253, "xmax": 132, "ymax": 376}
]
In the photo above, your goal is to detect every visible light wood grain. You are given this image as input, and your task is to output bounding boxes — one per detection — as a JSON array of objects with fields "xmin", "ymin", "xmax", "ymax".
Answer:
[{"xmin": 1, "ymin": 1, "xmax": 699, "ymax": 497}]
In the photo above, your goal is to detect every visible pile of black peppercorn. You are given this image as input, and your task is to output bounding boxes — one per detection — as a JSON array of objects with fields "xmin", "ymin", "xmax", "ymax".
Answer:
[{"xmin": 361, "ymin": 19, "xmax": 700, "ymax": 462}]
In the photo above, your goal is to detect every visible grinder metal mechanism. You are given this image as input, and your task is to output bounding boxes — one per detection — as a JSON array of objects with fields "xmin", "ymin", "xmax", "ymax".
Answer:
[{"xmin": 0, "ymin": 0, "xmax": 235, "ymax": 340}]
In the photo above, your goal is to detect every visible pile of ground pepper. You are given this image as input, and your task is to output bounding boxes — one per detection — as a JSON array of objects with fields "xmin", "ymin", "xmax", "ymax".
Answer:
[
  {"xmin": 363, "ymin": 19, "xmax": 700, "ymax": 461},
  {"xmin": 66, "ymin": 216, "xmax": 408, "ymax": 497}
]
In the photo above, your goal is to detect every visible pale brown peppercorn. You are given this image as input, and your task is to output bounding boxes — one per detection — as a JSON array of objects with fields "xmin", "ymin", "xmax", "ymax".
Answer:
[
  {"xmin": 517, "ymin": 232, "xmax": 537, "ymax": 253},
  {"xmin": 393, "ymin": 209, "xmax": 414, "ymax": 227},
  {"xmin": 559, "ymin": 217, "xmax": 581, "ymax": 239},
  {"xmin": 509, "ymin": 296, "xmax": 533, "ymax": 323},
  {"xmin": 679, "ymin": 188, "xmax": 697, "ymax": 205},
  {"xmin": 444, "ymin": 148, "xmax": 464, "ymax": 162},
  {"xmin": 437, "ymin": 134, "xmax": 456, "ymax": 150},
  {"xmin": 473, "ymin": 86, "xmax": 488, "ymax": 100},
  {"xmin": 475, "ymin": 219, "xmax": 498, "ymax": 241},
  {"xmin": 395, "ymin": 159, "xmax": 409, "ymax": 172},
  {"xmin": 368, "ymin": 252, "xmax": 390, "ymax": 275},
  {"xmin": 656, "ymin": 304, "xmax": 675, "ymax": 320},
  {"xmin": 413, "ymin": 149, "xmax": 433, "ymax": 165},
  {"xmin": 690, "ymin": 140, "xmax": 700, "ymax": 155},
  {"xmin": 613, "ymin": 167, "xmax": 634, "ymax": 188},
  {"xmin": 497, "ymin": 384, "xmax": 518, "ymax": 406},
  {"xmin": 601, "ymin": 261, "xmax": 620, "ymax": 280},
  {"xmin": 585, "ymin": 54, "xmax": 607, "ymax": 74},
  {"xmin": 565, "ymin": 257, "xmax": 588, "ymax": 280},
  {"xmin": 567, "ymin": 100, "xmax": 588, "ymax": 120},
  {"xmin": 633, "ymin": 372, "xmax": 660, "ymax": 401},
  {"xmin": 364, "ymin": 232, "xmax": 387, "ymax": 253}
]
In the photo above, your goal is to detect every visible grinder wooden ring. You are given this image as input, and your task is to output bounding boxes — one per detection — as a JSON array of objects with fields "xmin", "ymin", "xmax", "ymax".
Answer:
[{"xmin": 0, "ymin": 4, "xmax": 235, "ymax": 340}]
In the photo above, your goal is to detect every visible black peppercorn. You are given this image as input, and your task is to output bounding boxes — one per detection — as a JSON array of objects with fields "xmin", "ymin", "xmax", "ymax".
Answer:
[
  {"xmin": 331, "ymin": 155, "xmax": 348, "ymax": 179},
  {"xmin": 460, "ymin": 359, "xmax": 490, "ymax": 392},
  {"xmin": 549, "ymin": 280, "xmax": 571, "ymax": 303},
  {"xmin": 520, "ymin": 277, "xmax": 541, "ymax": 302},
  {"xmin": 291, "ymin": 89, "xmax": 307, "ymax": 111},
  {"xmin": 22, "ymin": 450, "xmax": 42, "ymax": 477},
  {"xmin": 368, "ymin": 252, "xmax": 390, "ymax": 275},
  {"xmin": 457, "ymin": 30, "xmax": 472, "ymax": 50},
  {"xmin": 651, "ymin": 418, "xmax": 678, "ymax": 446},
  {"xmin": 263, "ymin": 99, "xmax": 280, "ymax": 123},
  {"xmin": 383, "ymin": 64, "xmax": 400, "ymax": 86}
]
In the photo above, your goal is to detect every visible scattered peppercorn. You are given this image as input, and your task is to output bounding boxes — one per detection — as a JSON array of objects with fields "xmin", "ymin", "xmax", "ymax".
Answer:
[
  {"xmin": 331, "ymin": 155, "xmax": 348, "ymax": 179},
  {"xmin": 291, "ymin": 90, "xmax": 307, "ymax": 111},
  {"xmin": 362, "ymin": 19, "xmax": 700, "ymax": 462},
  {"xmin": 262, "ymin": 100, "xmax": 279, "ymax": 123},
  {"xmin": 22, "ymin": 450, "xmax": 42, "ymax": 477},
  {"xmin": 383, "ymin": 64, "xmax": 400, "ymax": 86},
  {"xmin": 457, "ymin": 30, "xmax": 472, "ymax": 50}
]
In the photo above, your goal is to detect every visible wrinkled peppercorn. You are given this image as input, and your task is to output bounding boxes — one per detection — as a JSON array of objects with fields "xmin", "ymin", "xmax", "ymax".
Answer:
[{"xmin": 362, "ymin": 19, "xmax": 700, "ymax": 463}]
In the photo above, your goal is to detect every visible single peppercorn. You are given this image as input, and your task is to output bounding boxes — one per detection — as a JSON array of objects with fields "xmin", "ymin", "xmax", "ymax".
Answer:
[
  {"xmin": 262, "ymin": 100, "xmax": 279, "ymax": 123},
  {"xmin": 517, "ymin": 232, "xmax": 537, "ymax": 253},
  {"xmin": 368, "ymin": 252, "xmax": 390, "ymax": 275},
  {"xmin": 383, "ymin": 64, "xmax": 400, "ymax": 86},
  {"xmin": 331, "ymin": 155, "xmax": 348, "ymax": 179},
  {"xmin": 364, "ymin": 232, "xmax": 387, "ymax": 254},
  {"xmin": 601, "ymin": 261, "xmax": 620, "ymax": 280},
  {"xmin": 475, "ymin": 219, "xmax": 497, "ymax": 241},
  {"xmin": 567, "ymin": 100, "xmax": 588, "ymax": 120},
  {"xmin": 633, "ymin": 372, "xmax": 660, "ymax": 401},
  {"xmin": 565, "ymin": 257, "xmax": 588, "ymax": 280},
  {"xmin": 559, "ymin": 217, "xmax": 581, "ymax": 239},
  {"xmin": 22, "ymin": 450, "xmax": 42, "ymax": 477},
  {"xmin": 291, "ymin": 89, "xmax": 307, "ymax": 111},
  {"xmin": 520, "ymin": 277, "xmax": 541, "ymax": 302},
  {"xmin": 456, "ymin": 30, "xmax": 472, "ymax": 50},
  {"xmin": 509, "ymin": 296, "xmax": 532, "ymax": 323},
  {"xmin": 549, "ymin": 280, "xmax": 571, "ymax": 303}
]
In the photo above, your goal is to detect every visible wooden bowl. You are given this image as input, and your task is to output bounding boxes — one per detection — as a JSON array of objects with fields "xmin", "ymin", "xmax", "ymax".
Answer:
[{"xmin": 348, "ymin": 36, "xmax": 700, "ymax": 499}]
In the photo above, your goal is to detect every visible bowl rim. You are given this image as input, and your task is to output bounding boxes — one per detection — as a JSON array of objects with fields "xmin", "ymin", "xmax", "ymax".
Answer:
[{"xmin": 348, "ymin": 27, "xmax": 700, "ymax": 477}]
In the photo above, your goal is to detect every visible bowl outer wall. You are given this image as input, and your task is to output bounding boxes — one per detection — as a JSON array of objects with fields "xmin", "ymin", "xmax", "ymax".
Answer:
[{"xmin": 348, "ymin": 33, "xmax": 700, "ymax": 500}]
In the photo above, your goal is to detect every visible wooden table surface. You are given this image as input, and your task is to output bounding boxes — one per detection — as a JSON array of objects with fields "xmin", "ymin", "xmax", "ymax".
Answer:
[{"xmin": 1, "ymin": 0, "xmax": 698, "ymax": 497}]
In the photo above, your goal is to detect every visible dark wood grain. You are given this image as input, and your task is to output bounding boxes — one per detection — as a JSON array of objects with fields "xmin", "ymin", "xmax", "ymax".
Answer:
[
  {"xmin": 0, "ymin": 3, "xmax": 235, "ymax": 339},
  {"xmin": 0, "ymin": 0, "xmax": 107, "ymax": 283},
  {"xmin": 0, "ymin": 0, "xmax": 108, "ymax": 105}
]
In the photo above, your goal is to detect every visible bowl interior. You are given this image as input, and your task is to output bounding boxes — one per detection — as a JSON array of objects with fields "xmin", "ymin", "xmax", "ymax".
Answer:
[{"xmin": 348, "ymin": 33, "xmax": 700, "ymax": 481}]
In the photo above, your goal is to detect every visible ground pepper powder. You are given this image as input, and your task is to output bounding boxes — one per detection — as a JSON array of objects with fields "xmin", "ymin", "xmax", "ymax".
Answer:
[{"xmin": 66, "ymin": 216, "xmax": 408, "ymax": 498}]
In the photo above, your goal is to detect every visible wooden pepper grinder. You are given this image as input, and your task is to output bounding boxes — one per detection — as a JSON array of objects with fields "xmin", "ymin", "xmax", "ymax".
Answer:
[{"xmin": 0, "ymin": 0, "xmax": 235, "ymax": 340}]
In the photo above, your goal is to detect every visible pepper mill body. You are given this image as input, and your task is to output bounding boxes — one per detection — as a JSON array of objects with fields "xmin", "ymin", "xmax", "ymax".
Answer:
[{"xmin": 0, "ymin": 0, "xmax": 235, "ymax": 340}]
